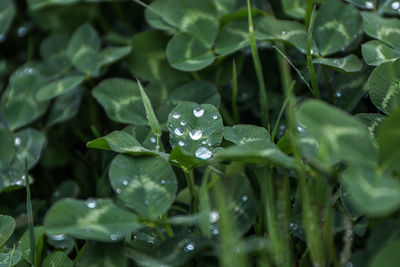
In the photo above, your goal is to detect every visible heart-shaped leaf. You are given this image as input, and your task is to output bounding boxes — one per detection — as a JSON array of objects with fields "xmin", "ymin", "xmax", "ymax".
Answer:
[
  {"xmin": 92, "ymin": 78, "xmax": 147, "ymax": 125},
  {"xmin": 312, "ymin": 55, "xmax": 362, "ymax": 73},
  {"xmin": 368, "ymin": 58, "xmax": 400, "ymax": 114},
  {"xmin": 18, "ymin": 226, "xmax": 45, "ymax": 264},
  {"xmin": 0, "ymin": 215, "xmax": 15, "ymax": 247},
  {"xmin": 109, "ymin": 154, "xmax": 177, "ymax": 219},
  {"xmin": 14, "ymin": 128, "xmax": 46, "ymax": 169},
  {"xmin": 167, "ymin": 102, "xmax": 223, "ymax": 159},
  {"xmin": 362, "ymin": 40, "xmax": 400, "ymax": 66},
  {"xmin": 314, "ymin": 0, "xmax": 362, "ymax": 56},
  {"xmin": 224, "ymin": 124, "xmax": 269, "ymax": 145},
  {"xmin": 215, "ymin": 17, "xmax": 252, "ymax": 56},
  {"xmin": 77, "ymin": 242, "xmax": 127, "ymax": 267},
  {"xmin": 36, "ymin": 75, "xmax": 85, "ymax": 101},
  {"xmin": 44, "ymin": 198, "xmax": 140, "ymax": 242},
  {"xmin": 42, "ymin": 251, "xmax": 73, "ymax": 267}
]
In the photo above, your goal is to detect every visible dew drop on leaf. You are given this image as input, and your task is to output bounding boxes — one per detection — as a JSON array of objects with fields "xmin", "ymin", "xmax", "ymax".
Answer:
[
  {"xmin": 86, "ymin": 198, "xmax": 97, "ymax": 208},
  {"xmin": 174, "ymin": 128, "xmax": 184, "ymax": 136},
  {"xmin": 161, "ymin": 179, "xmax": 166, "ymax": 185},
  {"xmin": 172, "ymin": 112, "xmax": 181, "ymax": 119},
  {"xmin": 242, "ymin": 195, "xmax": 248, "ymax": 202},
  {"xmin": 189, "ymin": 129, "xmax": 202, "ymax": 140},
  {"xmin": 50, "ymin": 234, "xmax": 66, "ymax": 241},
  {"xmin": 110, "ymin": 234, "xmax": 118, "ymax": 241},
  {"xmin": 209, "ymin": 211, "xmax": 219, "ymax": 223},
  {"xmin": 212, "ymin": 115, "xmax": 218, "ymax": 120},
  {"xmin": 392, "ymin": 1, "xmax": 400, "ymax": 10},
  {"xmin": 365, "ymin": 1, "xmax": 374, "ymax": 9},
  {"xmin": 122, "ymin": 180, "xmax": 128, "ymax": 186},
  {"xmin": 116, "ymin": 188, "xmax": 121, "ymax": 194},
  {"xmin": 184, "ymin": 243, "xmax": 195, "ymax": 252},
  {"xmin": 195, "ymin": 147, "xmax": 212, "ymax": 160},
  {"xmin": 14, "ymin": 137, "xmax": 21, "ymax": 146},
  {"xmin": 178, "ymin": 141, "xmax": 185, "ymax": 147},
  {"xmin": 150, "ymin": 137, "xmax": 156, "ymax": 143},
  {"xmin": 180, "ymin": 120, "xmax": 187, "ymax": 126},
  {"xmin": 193, "ymin": 107, "xmax": 204, "ymax": 117}
]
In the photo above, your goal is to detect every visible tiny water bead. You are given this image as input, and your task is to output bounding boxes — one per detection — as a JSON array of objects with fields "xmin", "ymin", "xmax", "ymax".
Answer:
[
  {"xmin": 242, "ymin": 195, "xmax": 248, "ymax": 202},
  {"xmin": 212, "ymin": 115, "xmax": 218, "ymax": 120},
  {"xmin": 184, "ymin": 243, "xmax": 195, "ymax": 252},
  {"xmin": 150, "ymin": 137, "xmax": 156, "ymax": 143},
  {"xmin": 281, "ymin": 31, "xmax": 286, "ymax": 35},
  {"xmin": 202, "ymin": 140, "xmax": 207, "ymax": 144},
  {"xmin": 161, "ymin": 179, "xmax": 166, "ymax": 185},
  {"xmin": 189, "ymin": 129, "xmax": 202, "ymax": 140},
  {"xmin": 392, "ymin": 1, "xmax": 400, "ymax": 10},
  {"xmin": 86, "ymin": 198, "xmax": 97, "ymax": 208},
  {"xmin": 116, "ymin": 188, "xmax": 122, "ymax": 194},
  {"xmin": 172, "ymin": 112, "xmax": 181, "ymax": 119},
  {"xmin": 14, "ymin": 137, "xmax": 22, "ymax": 146},
  {"xmin": 195, "ymin": 147, "xmax": 212, "ymax": 160},
  {"xmin": 178, "ymin": 141, "xmax": 185, "ymax": 147},
  {"xmin": 174, "ymin": 127, "xmax": 184, "ymax": 136},
  {"xmin": 180, "ymin": 121, "xmax": 187, "ymax": 126},
  {"xmin": 365, "ymin": 1, "xmax": 374, "ymax": 9},
  {"xmin": 193, "ymin": 107, "xmax": 204, "ymax": 117},
  {"xmin": 50, "ymin": 234, "xmax": 66, "ymax": 241},
  {"xmin": 209, "ymin": 211, "xmax": 220, "ymax": 223},
  {"xmin": 122, "ymin": 180, "xmax": 129, "ymax": 186}
]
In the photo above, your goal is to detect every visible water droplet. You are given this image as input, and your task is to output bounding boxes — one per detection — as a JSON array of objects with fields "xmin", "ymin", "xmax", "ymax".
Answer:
[
  {"xmin": 178, "ymin": 141, "xmax": 185, "ymax": 147},
  {"xmin": 184, "ymin": 243, "xmax": 195, "ymax": 252},
  {"xmin": 150, "ymin": 137, "xmax": 156, "ymax": 143},
  {"xmin": 212, "ymin": 115, "xmax": 218, "ymax": 120},
  {"xmin": 310, "ymin": 49, "xmax": 314, "ymax": 54},
  {"xmin": 195, "ymin": 147, "xmax": 212, "ymax": 160},
  {"xmin": 333, "ymin": 59, "xmax": 340, "ymax": 65},
  {"xmin": 116, "ymin": 188, "xmax": 121, "ymax": 194},
  {"xmin": 17, "ymin": 26, "xmax": 28, "ymax": 37},
  {"xmin": 122, "ymin": 180, "xmax": 129, "ymax": 186},
  {"xmin": 0, "ymin": 34, "xmax": 6, "ymax": 43},
  {"xmin": 193, "ymin": 107, "xmax": 204, "ymax": 117},
  {"xmin": 189, "ymin": 129, "xmax": 202, "ymax": 140},
  {"xmin": 281, "ymin": 31, "xmax": 286, "ymax": 35},
  {"xmin": 110, "ymin": 234, "xmax": 118, "ymax": 241},
  {"xmin": 212, "ymin": 228, "xmax": 219, "ymax": 235},
  {"xmin": 392, "ymin": 1, "xmax": 400, "ymax": 9},
  {"xmin": 161, "ymin": 179, "xmax": 166, "ymax": 185},
  {"xmin": 14, "ymin": 137, "xmax": 22, "ymax": 146},
  {"xmin": 242, "ymin": 195, "xmax": 248, "ymax": 202},
  {"xmin": 209, "ymin": 211, "xmax": 219, "ymax": 223},
  {"xmin": 335, "ymin": 91, "xmax": 342, "ymax": 98},
  {"xmin": 296, "ymin": 126, "xmax": 305, "ymax": 133},
  {"xmin": 180, "ymin": 121, "xmax": 187, "ymax": 126},
  {"xmin": 365, "ymin": 1, "xmax": 374, "ymax": 9},
  {"xmin": 290, "ymin": 223, "xmax": 298, "ymax": 230},
  {"xmin": 50, "ymin": 234, "xmax": 66, "ymax": 241},
  {"xmin": 86, "ymin": 198, "xmax": 97, "ymax": 208},
  {"xmin": 172, "ymin": 112, "xmax": 180, "ymax": 119},
  {"xmin": 174, "ymin": 128, "xmax": 184, "ymax": 136},
  {"xmin": 201, "ymin": 140, "xmax": 207, "ymax": 144}
]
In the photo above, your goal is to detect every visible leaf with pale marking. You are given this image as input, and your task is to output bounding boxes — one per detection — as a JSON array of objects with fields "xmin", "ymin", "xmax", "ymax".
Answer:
[
  {"xmin": 0, "ymin": 215, "xmax": 15, "ymax": 246},
  {"xmin": 355, "ymin": 113, "xmax": 385, "ymax": 141},
  {"xmin": 144, "ymin": 0, "xmax": 177, "ymax": 33},
  {"xmin": 36, "ymin": 75, "xmax": 84, "ymax": 101},
  {"xmin": 109, "ymin": 155, "xmax": 177, "ymax": 219},
  {"xmin": 92, "ymin": 78, "xmax": 147, "ymax": 125},
  {"xmin": 224, "ymin": 124, "xmax": 269, "ymax": 145},
  {"xmin": 0, "ymin": 249, "xmax": 22, "ymax": 266},
  {"xmin": 314, "ymin": 0, "xmax": 362, "ymax": 56},
  {"xmin": 312, "ymin": 55, "xmax": 362, "ymax": 73},
  {"xmin": 362, "ymin": 12, "xmax": 400, "ymax": 51},
  {"xmin": 362, "ymin": 40, "xmax": 400, "ymax": 66},
  {"xmin": 215, "ymin": 17, "xmax": 252, "ymax": 56},
  {"xmin": 368, "ymin": 58, "xmax": 400, "ymax": 114},
  {"xmin": 97, "ymin": 46, "xmax": 131, "ymax": 67},
  {"xmin": 377, "ymin": 108, "xmax": 400, "ymax": 172},
  {"xmin": 14, "ymin": 128, "xmax": 46, "ymax": 170},
  {"xmin": 18, "ymin": 226, "xmax": 45, "ymax": 264},
  {"xmin": 44, "ymin": 198, "xmax": 140, "ymax": 242},
  {"xmin": 282, "ymin": 0, "xmax": 307, "ymax": 19}
]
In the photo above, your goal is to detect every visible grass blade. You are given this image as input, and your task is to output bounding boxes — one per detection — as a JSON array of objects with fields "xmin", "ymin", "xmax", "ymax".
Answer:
[
  {"xmin": 232, "ymin": 60, "xmax": 240, "ymax": 124},
  {"xmin": 25, "ymin": 159, "xmax": 35, "ymax": 265},
  {"xmin": 306, "ymin": 5, "xmax": 321, "ymax": 99}
]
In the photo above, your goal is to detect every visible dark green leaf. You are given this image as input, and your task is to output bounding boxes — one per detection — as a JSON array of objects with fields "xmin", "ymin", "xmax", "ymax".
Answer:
[
  {"xmin": 362, "ymin": 40, "xmax": 400, "ymax": 66},
  {"xmin": 36, "ymin": 75, "xmax": 84, "ymax": 101},
  {"xmin": 0, "ymin": 215, "xmax": 15, "ymax": 246},
  {"xmin": 377, "ymin": 108, "xmax": 400, "ymax": 172},
  {"xmin": 312, "ymin": 55, "xmax": 362, "ymax": 73},
  {"xmin": 77, "ymin": 242, "xmax": 127, "ymax": 267},
  {"xmin": 0, "ymin": 0, "xmax": 16, "ymax": 35},
  {"xmin": 42, "ymin": 251, "xmax": 73, "ymax": 267},
  {"xmin": 0, "ymin": 122, "xmax": 15, "ymax": 168},
  {"xmin": 223, "ymin": 124, "xmax": 269, "ymax": 145},
  {"xmin": 14, "ymin": 128, "xmax": 46, "ymax": 170}
]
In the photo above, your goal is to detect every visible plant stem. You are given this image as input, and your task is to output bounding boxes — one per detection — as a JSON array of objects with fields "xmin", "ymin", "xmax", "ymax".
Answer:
[
  {"xmin": 232, "ymin": 59, "xmax": 240, "ymax": 124},
  {"xmin": 247, "ymin": 0, "xmax": 269, "ymax": 129},
  {"xmin": 306, "ymin": 5, "xmax": 321, "ymax": 99},
  {"xmin": 184, "ymin": 169, "xmax": 199, "ymax": 213}
]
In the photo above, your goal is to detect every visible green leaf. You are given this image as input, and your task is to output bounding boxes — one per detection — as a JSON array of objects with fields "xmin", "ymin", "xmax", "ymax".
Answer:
[
  {"xmin": 368, "ymin": 58, "xmax": 400, "ymax": 114},
  {"xmin": 370, "ymin": 239, "xmax": 400, "ymax": 267},
  {"xmin": 39, "ymin": 33, "xmax": 71, "ymax": 76},
  {"xmin": 0, "ymin": 215, "xmax": 15, "ymax": 246},
  {"xmin": 166, "ymin": 33, "xmax": 215, "ymax": 71},
  {"xmin": 167, "ymin": 102, "xmax": 223, "ymax": 159},
  {"xmin": 137, "ymin": 80, "xmax": 162, "ymax": 136},
  {"xmin": 27, "ymin": 0, "xmax": 79, "ymax": 11},
  {"xmin": 355, "ymin": 113, "xmax": 385, "ymax": 140},
  {"xmin": 144, "ymin": 0, "xmax": 177, "ymax": 33},
  {"xmin": 0, "ymin": 0, "xmax": 16, "ymax": 35},
  {"xmin": 362, "ymin": 12, "xmax": 400, "ymax": 51},
  {"xmin": 214, "ymin": 140, "xmax": 294, "ymax": 167},
  {"xmin": 1, "ymin": 64, "xmax": 49, "ymax": 131},
  {"xmin": 42, "ymin": 252, "xmax": 73, "ymax": 267},
  {"xmin": 169, "ymin": 146, "xmax": 208, "ymax": 170},
  {"xmin": 36, "ymin": 75, "xmax": 85, "ymax": 101},
  {"xmin": 66, "ymin": 24, "xmax": 101, "ymax": 76},
  {"xmin": 341, "ymin": 164, "xmax": 400, "ymax": 216},
  {"xmin": 255, "ymin": 16, "xmax": 312, "ymax": 53},
  {"xmin": 0, "ymin": 122, "xmax": 15, "ymax": 168},
  {"xmin": 0, "ymin": 249, "xmax": 22, "ymax": 267},
  {"xmin": 44, "ymin": 198, "xmax": 140, "ymax": 242},
  {"xmin": 14, "ymin": 128, "xmax": 46, "ymax": 170},
  {"xmin": 215, "ymin": 18, "xmax": 251, "ymax": 56},
  {"xmin": 332, "ymin": 72, "xmax": 368, "ymax": 112},
  {"xmin": 296, "ymin": 100, "xmax": 377, "ymax": 165},
  {"xmin": 314, "ymin": 0, "xmax": 362, "ymax": 56},
  {"xmin": 18, "ymin": 226, "xmax": 45, "ymax": 264},
  {"xmin": 0, "ymin": 167, "xmax": 30, "ymax": 193},
  {"xmin": 281, "ymin": 0, "xmax": 306, "ymax": 19},
  {"xmin": 377, "ymin": 108, "xmax": 400, "ymax": 172},
  {"xmin": 92, "ymin": 78, "xmax": 147, "ymax": 125},
  {"xmin": 312, "ymin": 55, "xmax": 362, "ymax": 73},
  {"xmin": 87, "ymin": 130, "xmax": 160, "ymax": 157},
  {"xmin": 77, "ymin": 242, "xmax": 127, "ymax": 267},
  {"xmin": 108, "ymin": 155, "xmax": 177, "ymax": 219},
  {"xmin": 45, "ymin": 87, "xmax": 83, "ymax": 127},
  {"xmin": 97, "ymin": 46, "xmax": 131, "ymax": 67},
  {"xmin": 345, "ymin": 0, "xmax": 377, "ymax": 9},
  {"xmin": 362, "ymin": 40, "xmax": 400, "ymax": 66},
  {"xmin": 224, "ymin": 124, "xmax": 269, "ymax": 145}
]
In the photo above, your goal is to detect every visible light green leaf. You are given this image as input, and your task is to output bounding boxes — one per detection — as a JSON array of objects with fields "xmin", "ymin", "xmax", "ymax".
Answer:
[
  {"xmin": 97, "ymin": 46, "xmax": 131, "ymax": 67},
  {"xmin": 255, "ymin": 16, "xmax": 313, "ymax": 53},
  {"xmin": 92, "ymin": 78, "xmax": 147, "ymax": 125},
  {"xmin": 167, "ymin": 102, "xmax": 223, "ymax": 159},
  {"xmin": 87, "ymin": 130, "xmax": 160, "ymax": 157},
  {"xmin": 215, "ymin": 18, "xmax": 251, "ymax": 56},
  {"xmin": 362, "ymin": 12, "xmax": 400, "ymax": 51},
  {"xmin": 42, "ymin": 252, "xmax": 73, "ymax": 267},
  {"xmin": 109, "ymin": 155, "xmax": 177, "ymax": 218},
  {"xmin": 18, "ymin": 226, "xmax": 45, "ymax": 264},
  {"xmin": 166, "ymin": 33, "xmax": 215, "ymax": 71},
  {"xmin": 312, "ymin": 55, "xmax": 362, "ymax": 73},
  {"xmin": 0, "ymin": 215, "xmax": 15, "ymax": 246},
  {"xmin": 36, "ymin": 75, "xmax": 85, "ymax": 101},
  {"xmin": 296, "ymin": 100, "xmax": 377, "ymax": 165},
  {"xmin": 44, "ymin": 198, "xmax": 140, "ymax": 242},
  {"xmin": 214, "ymin": 140, "xmax": 294, "ymax": 167},
  {"xmin": 144, "ymin": 0, "xmax": 177, "ymax": 33},
  {"xmin": 1, "ymin": 63, "xmax": 49, "ymax": 131},
  {"xmin": 137, "ymin": 80, "xmax": 162, "ymax": 136},
  {"xmin": 0, "ymin": 249, "xmax": 22, "ymax": 267},
  {"xmin": 14, "ymin": 128, "xmax": 46, "ymax": 170},
  {"xmin": 377, "ymin": 108, "xmax": 400, "ymax": 172},
  {"xmin": 341, "ymin": 164, "xmax": 400, "ymax": 216},
  {"xmin": 314, "ymin": 0, "xmax": 362, "ymax": 56},
  {"xmin": 66, "ymin": 23, "xmax": 101, "ymax": 76},
  {"xmin": 45, "ymin": 87, "xmax": 83, "ymax": 127},
  {"xmin": 0, "ymin": 123, "xmax": 15, "ymax": 168},
  {"xmin": 224, "ymin": 124, "xmax": 269, "ymax": 145},
  {"xmin": 281, "ymin": 0, "xmax": 307, "ymax": 19},
  {"xmin": 77, "ymin": 242, "xmax": 127, "ymax": 267},
  {"xmin": 355, "ymin": 113, "xmax": 385, "ymax": 140},
  {"xmin": 0, "ymin": 168, "xmax": 30, "ymax": 193},
  {"xmin": 362, "ymin": 40, "xmax": 400, "ymax": 66},
  {"xmin": 0, "ymin": 0, "xmax": 16, "ymax": 35},
  {"xmin": 368, "ymin": 58, "xmax": 400, "ymax": 114}
]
